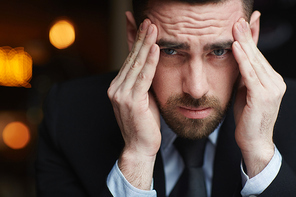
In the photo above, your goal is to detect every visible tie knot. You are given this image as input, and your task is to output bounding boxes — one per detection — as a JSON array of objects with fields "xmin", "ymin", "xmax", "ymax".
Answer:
[{"xmin": 174, "ymin": 137, "xmax": 207, "ymax": 167}]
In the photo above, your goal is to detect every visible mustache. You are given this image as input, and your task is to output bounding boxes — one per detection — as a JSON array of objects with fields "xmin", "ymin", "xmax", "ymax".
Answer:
[{"xmin": 166, "ymin": 93, "xmax": 220, "ymax": 108}]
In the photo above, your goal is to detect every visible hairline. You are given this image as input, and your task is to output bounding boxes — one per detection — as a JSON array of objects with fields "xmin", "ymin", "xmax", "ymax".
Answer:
[{"xmin": 133, "ymin": 0, "xmax": 252, "ymax": 28}]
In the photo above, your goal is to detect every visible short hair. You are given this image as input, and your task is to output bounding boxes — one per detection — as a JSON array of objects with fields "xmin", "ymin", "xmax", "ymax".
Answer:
[{"xmin": 132, "ymin": 0, "xmax": 254, "ymax": 27}]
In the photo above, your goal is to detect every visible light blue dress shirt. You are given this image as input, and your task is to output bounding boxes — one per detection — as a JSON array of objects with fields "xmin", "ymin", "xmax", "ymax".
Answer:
[{"xmin": 107, "ymin": 117, "xmax": 282, "ymax": 197}]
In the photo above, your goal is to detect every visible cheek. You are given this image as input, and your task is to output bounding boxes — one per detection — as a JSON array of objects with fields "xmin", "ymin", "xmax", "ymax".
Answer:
[
  {"xmin": 214, "ymin": 62, "xmax": 239, "ymax": 106},
  {"xmin": 152, "ymin": 64, "xmax": 182, "ymax": 105}
]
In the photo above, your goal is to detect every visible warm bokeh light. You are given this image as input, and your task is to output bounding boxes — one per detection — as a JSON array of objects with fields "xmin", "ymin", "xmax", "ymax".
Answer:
[
  {"xmin": 49, "ymin": 19, "xmax": 75, "ymax": 49},
  {"xmin": 2, "ymin": 122, "xmax": 30, "ymax": 150},
  {"xmin": 0, "ymin": 47, "xmax": 32, "ymax": 88}
]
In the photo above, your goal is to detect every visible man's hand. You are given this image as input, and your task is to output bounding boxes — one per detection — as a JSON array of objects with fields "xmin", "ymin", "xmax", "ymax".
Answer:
[
  {"xmin": 107, "ymin": 19, "xmax": 161, "ymax": 190},
  {"xmin": 232, "ymin": 17, "xmax": 286, "ymax": 178}
]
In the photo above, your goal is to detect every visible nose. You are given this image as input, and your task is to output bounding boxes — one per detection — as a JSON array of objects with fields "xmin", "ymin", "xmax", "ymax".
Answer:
[{"xmin": 182, "ymin": 59, "xmax": 209, "ymax": 99}]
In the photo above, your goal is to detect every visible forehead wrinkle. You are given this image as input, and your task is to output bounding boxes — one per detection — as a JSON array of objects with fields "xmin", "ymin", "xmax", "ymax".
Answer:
[
  {"xmin": 147, "ymin": 1, "xmax": 244, "ymax": 51},
  {"xmin": 147, "ymin": 0, "xmax": 244, "ymax": 36},
  {"xmin": 148, "ymin": 7, "xmax": 230, "ymax": 37}
]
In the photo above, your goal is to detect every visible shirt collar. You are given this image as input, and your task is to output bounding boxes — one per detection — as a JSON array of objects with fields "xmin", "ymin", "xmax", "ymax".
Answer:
[{"xmin": 160, "ymin": 116, "xmax": 223, "ymax": 151}]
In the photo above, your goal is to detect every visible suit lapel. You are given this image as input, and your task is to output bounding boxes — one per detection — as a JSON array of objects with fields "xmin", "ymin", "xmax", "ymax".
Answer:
[
  {"xmin": 153, "ymin": 151, "xmax": 166, "ymax": 197},
  {"xmin": 211, "ymin": 108, "xmax": 242, "ymax": 197}
]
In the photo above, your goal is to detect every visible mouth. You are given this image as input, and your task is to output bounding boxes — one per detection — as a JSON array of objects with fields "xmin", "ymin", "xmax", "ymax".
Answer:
[{"xmin": 178, "ymin": 106, "xmax": 212, "ymax": 119}]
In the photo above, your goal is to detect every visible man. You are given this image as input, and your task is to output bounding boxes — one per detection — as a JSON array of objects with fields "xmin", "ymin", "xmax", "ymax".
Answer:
[{"xmin": 36, "ymin": 0, "xmax": 296, "ymax": 196}]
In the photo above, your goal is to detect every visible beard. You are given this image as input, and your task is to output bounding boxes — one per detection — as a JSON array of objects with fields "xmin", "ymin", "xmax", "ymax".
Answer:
[{"xmin": 152, "ymin": 92, "xmax": 231, "ymax": 140}]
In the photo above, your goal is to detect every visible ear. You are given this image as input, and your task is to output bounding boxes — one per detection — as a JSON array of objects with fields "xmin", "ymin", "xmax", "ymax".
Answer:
[
  {"xmin": 249, "ymin": 11, "xmax": 261, "ymax": 45},
  {"xmin": 126, "ymin": 11, "xmax": 138, "ymax": 52}
]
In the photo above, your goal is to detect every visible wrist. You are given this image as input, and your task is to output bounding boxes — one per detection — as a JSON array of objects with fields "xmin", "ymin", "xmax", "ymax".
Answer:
[
  {"xmin": 118, "ymin": 147, "xmax": 157, "ymax": 190},
  {"xmin": 119, "ymin": 147, "xmax": 157, "ymax": 166},
  {"xmin": 241, "ymin": 143, "xmax": 274, "ymax": 178}
]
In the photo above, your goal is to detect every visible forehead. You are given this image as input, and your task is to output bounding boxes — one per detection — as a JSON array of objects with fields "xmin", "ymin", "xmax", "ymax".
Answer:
[{"xmin": 147, "ymin": 0, "xmax": 244, "ymax": 48}]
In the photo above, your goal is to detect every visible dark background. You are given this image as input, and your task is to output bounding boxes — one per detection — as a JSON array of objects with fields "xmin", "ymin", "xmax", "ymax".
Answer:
[{"xmin": 0, "ymin": 0, "xmax": 295, "ymax": 196}]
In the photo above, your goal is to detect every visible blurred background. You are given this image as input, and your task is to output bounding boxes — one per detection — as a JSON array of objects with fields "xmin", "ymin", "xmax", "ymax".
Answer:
[{"xmin": 0, "ymin": 0, "xmax": 295, "ymax": 196}]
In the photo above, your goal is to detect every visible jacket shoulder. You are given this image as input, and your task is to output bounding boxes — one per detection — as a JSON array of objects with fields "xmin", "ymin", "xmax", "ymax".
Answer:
[{"xmin": 38, "ymin": 71, "xmax": 123, "ymax": 195}]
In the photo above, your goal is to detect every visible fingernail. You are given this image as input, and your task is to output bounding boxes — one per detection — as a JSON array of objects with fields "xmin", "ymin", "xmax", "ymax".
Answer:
[
  {"xmin": 147, "ymin": 25, "xmax": 154, "ymax": 35},
  {"xmin": 141, "ymin": 20, "xmax": 149, "ymax": 31},
  {"xmin": 237, "ymin": 22, "xmax": 243, "ymax": 33},
  {"xmin": 233, "ymin": 41, "xmax": 240, "ymax": 49},
  {"xmin": 242, "ymin": 19, "xmax": 248, "ymax": 31},
  {"xmin": 237, "ymin": 19, "xmax": 249, "ymax": 33},
  {"xmin": 150, "ymin": 44, "xmax": 157, "ymax": 53}
]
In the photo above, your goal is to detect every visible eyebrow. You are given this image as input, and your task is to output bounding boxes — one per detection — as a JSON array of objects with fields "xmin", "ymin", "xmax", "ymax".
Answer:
[
  {"xmin": 157, "ymin": 39, "xmax": 190, "ymax": 50},
  {"xmin": 203, "ymin": 40, "xmax": 234, "ymax": 51},
  {"xmin": 156, "ymin": 39, "xmax": 234, "ymax": 52}
]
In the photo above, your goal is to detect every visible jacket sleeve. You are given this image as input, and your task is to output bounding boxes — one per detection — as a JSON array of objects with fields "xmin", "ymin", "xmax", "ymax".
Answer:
[
  {"xmin": 259, "ymin": 78, "xmax": 296, "ymax": 196},
  {"xmin": 259, "ymin": 159, "xmax": 296, "ymax": 196}
]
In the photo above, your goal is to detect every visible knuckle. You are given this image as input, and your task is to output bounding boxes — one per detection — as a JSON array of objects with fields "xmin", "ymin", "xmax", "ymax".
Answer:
[
  {"xmin": 142, "ymin": 39, "xmax": 150, "ymax": 47},
  {"xmin": 250, "ymin": 56, "xmax": 261, "ymax": 67},
  {"xmin": 125, "ymin": 52, "xmax": 136, "ymax": 66},
  {"xmin": 132, "ymin": 59, "xmax": 142, "ymax": 70},
  {"xmin": 129, "ymin": 50, "xmax": 138, "ymax": 61},
  {"xmin": 107, "ymin": 86, "xmax": 113, "ymax": 98},
  {"xmin": 109, "ymin": 77, "xmax": 117, "ymax": 87},
  {"xmin": 107, "ymin": 82, "xmax": 117, "ymax": 98},
  {"xmin": 246, "ymin": 69, "xmax": 257, "ymax": 81},
  {"xmin": 138, "ymin": 72, "xmax": 152, "ymax": 83},
  {"xmin": 122, "ymin": 97, "xmax": 134, "ymax": 110},
  {"xmin": 263, "ymin": 87, "xmax": 284, "ymax": 105},
  {"xmin": 111, "ymin": 89, "xmax": 134, "ymax": 109},
  {"xmin": 112, "ymin": 91, "xmax": 122, "ymax": 105},
  {"xmin": 278, "ymin": 75, "xmax": 287, "ymax": 93},
  {"xmin": 276, "ymin": 85, "xmax": 286, "ymax": 99},
  {"xmin": 124, "ymin": 54, "xmax": 132, "ymax": 65},
  {"xmin": 138, "ymin": 72, "xmax": 146, "ymax": 81},
  {"xmin": 137, "ymin": 32, "xmax": 145, "ymax": 42},
  {"xmin": 108, "ymin": 77, "xmax": 120, "ymax": 97},
  {"xmin": 274, "ymin": 79, "xmax": 286, "ymax": 99}
]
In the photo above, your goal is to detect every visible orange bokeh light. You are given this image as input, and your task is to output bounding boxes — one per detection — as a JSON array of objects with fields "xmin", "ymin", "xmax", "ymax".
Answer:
[
  {"xmin": 2, "ymin": 122, "xmax": 30, "ymax": 150},
  {"xmin": 49, "ymin": 19, "xmax": 75, "ymax": 49},
  {"xmin": 0, "ymin": 46, "xmax": 32, "ymax": 88}
]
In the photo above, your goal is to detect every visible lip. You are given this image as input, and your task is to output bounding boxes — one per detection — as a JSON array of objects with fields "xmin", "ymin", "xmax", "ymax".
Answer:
[{"xmin": 178, "ymin": 106, "xmax": 212, "ymax": 119}]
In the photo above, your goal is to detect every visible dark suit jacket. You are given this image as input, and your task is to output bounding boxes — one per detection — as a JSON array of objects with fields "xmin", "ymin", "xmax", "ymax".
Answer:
[{"xmin": 36, "ymin": 72, "xmax": 296, "ymax": 197}]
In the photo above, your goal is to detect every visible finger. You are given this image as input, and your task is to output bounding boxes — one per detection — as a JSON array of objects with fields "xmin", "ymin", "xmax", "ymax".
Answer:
[
  {"xmin": 233, "ymin": 19, "xmax": 275, "ymax": 86},
  {"xmin": 120, "ymin": 20, "xmax": 151, "ymax": 76},
  {"xmin": 121, "ymin": 24, "xmax": 158, "ymax": 91},
  {"xmin": 232, "ymin": 41, "xmax": 260, "ymax": 90},
  {"xmin": 132, "ymin": 44, "xmax": 160, "ymax": 99},
  {"xmin": 111, "ymin": 19, "xmax": 152, "ymax": 89},
  {"xmin": 233, "ymin": 41, "xmax": 286, "ymax": 102},
  {"xmin": 233, "ymin": 19, "xmax": 285, "ymax": 92}
]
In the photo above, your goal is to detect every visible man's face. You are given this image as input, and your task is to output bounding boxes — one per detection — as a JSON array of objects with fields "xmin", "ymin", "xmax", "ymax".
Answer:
[{"xmin": 147, "ymin": 0, "xmax": 244, "ymax": 139}]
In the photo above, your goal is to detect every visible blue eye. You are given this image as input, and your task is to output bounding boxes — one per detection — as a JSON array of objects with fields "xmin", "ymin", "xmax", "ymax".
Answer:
[
  {"xmin": 162, "ymin": 48, "xmax": 177, "ymax": 55},
  {"xmin": 212, "ymin": 49, "xmax": 227, "ymax": 56}
]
